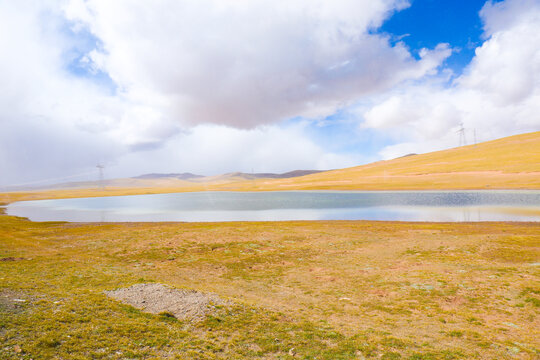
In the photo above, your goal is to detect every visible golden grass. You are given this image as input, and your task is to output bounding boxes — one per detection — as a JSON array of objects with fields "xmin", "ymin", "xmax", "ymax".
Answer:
[{"xmin": 1, "ymin": 213, "xmax": 539, "ymax": 359}]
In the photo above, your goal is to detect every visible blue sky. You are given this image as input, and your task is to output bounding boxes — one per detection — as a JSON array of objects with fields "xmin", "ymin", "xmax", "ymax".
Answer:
[
  {"xmin": 0, "ymin": 0, "xmax": 539, "ymax": 186},
  {"xmin": 381, "ymin": 0, "xmax": 489, "ymax": 74}
]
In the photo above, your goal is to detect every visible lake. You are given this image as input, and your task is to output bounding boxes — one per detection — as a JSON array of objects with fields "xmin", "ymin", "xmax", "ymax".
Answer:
[{"xmin": 5, "ymin": 190, "xmax": 540, "ymax": 222}]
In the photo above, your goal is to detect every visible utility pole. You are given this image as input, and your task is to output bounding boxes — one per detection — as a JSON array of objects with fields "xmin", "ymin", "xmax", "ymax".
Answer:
[
  {"xmin": 96, "ymin": 164, "xmax": 105, "ymax": 190},
  {"xmin": 457, "ymin": 123, "xmax": 467, "ymax": 147}
]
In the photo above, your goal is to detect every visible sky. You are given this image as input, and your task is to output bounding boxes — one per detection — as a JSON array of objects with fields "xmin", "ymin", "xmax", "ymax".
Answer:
[{"xmin": 1, "ymin": 0, "xmax": 539, "ymax": 187}]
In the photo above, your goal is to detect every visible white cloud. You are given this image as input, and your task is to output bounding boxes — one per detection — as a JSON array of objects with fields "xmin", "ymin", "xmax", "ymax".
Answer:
[
  {"xmin": 0, "ymin": 1, "xmax": 122, "ymax": 186},
  {"xmin": 361, "ymin": 0, "xmax": 540, "ymax": 159},
  {"xmin": 62, "ymin": 0, "xmax": 447, "ymax": 129}
]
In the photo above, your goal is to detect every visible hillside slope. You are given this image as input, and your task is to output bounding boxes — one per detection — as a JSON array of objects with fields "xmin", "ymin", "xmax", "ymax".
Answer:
[
  {"xmin": 2, "ymin": 132, "xmax": 539, "ymax": 204},
  {"xmin": 250, "ymin": 131, "xmax": 540, "ymax": 190}
]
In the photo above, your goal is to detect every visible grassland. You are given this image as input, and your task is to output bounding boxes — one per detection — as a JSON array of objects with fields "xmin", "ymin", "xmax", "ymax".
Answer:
[{"xmin": 1, "ymin": 208, "xmax": 539, "ymax": 359}]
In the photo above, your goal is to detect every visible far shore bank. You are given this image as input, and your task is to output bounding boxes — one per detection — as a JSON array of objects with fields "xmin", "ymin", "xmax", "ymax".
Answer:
[{"xmin": 2, "ymin": 178, "xmax": 540, "ymax": 207}]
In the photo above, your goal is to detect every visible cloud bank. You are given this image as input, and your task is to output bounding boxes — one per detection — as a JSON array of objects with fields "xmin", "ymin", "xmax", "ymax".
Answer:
[
  {"xmin": 63, "ymin": 0, "xmax": 450, "ymax": 130},
  {"xmin": 0, "ymin": 0, "xmax": 538, "ymax": 186}
]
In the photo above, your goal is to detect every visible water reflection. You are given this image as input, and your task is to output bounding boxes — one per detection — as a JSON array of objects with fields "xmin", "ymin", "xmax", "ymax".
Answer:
[{"xmin": 6, "ymin": 191, "xmax": 540, "ymax": 222}]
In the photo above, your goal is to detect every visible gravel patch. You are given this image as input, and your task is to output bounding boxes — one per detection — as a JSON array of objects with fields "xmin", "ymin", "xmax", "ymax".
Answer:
[{"xmin": 104, "ymin": 283, "xmax": 226, "ymax": 321}]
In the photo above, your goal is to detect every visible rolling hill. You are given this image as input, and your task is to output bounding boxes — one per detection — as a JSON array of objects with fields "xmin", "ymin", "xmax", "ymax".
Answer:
[
  {"xmin": 248, "ymin": 131, "xmax": 540, "ymax": 190},
  {"xmin": 1, "ymin": 131, "xmax": 539, "ymax": 205}
]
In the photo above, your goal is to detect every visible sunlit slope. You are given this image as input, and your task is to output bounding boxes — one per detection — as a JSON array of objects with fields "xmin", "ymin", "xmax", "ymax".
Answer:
[
  {"xmin": 1, "ymin": 132, "xmax": 539, "ymax": 204},
  {"xmin": 252, "ymin": 131, "xmax": 540, "ymax": 190}
]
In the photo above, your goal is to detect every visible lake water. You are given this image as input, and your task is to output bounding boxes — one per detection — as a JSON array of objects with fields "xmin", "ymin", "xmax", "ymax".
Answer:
[{"xmin": 6, "ymin": 190, "xmax": 540, "ymax": 222}]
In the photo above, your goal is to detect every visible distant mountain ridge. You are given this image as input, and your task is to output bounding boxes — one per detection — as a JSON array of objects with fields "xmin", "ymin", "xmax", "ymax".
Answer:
[
  {"xmin": 133, "ymin": 170, "xmax": 323, "ymax": 181},
  {"xmin": 133, "ymin": 173, "xmax": 204, "ymax": 180},
  {"xmin": 0, "ymin": 170, "xmax": 325, "ymax": 192}
]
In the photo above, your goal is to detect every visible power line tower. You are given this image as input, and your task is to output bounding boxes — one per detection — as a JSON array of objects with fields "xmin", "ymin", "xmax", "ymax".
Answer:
[
  {"xmin": 457, "ymin": 123, "xmax": 467, "ymax": 147},
  {"xmin": 96, "ymin": 164, "xmax": 105, "ymax": 190}
]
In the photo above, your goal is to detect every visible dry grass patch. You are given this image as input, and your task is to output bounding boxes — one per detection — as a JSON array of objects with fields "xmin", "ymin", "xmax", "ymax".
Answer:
[{"xmin": 0, "ymin": 213, "xmax": 539, "ymax": 358}]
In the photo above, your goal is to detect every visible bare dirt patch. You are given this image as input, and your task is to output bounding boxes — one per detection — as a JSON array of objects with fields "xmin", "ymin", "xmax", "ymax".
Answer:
[
  {"xmin": 0, "ymin": 257, "xmax": 25, "ymax": 262},
  {"xmin": 104, "ymin": 283, "xmax": 227, "ymax": 321}
]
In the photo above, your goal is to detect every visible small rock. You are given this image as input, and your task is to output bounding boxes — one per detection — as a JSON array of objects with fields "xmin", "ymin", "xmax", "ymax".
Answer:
[
  {"xmin": 339, "ymin": 297, "xmax": 351, "ymax": 301},
  {"xmin": 13, "ymin": 345, "xmax": 22, "ymax": 353},
  {"xmin": 411, "ymin": 284, "xmax": 433, "ymax": 291},
  {"xmin": 355, "ymin": 350, "xmax": 366, "ymax": 359},
  {"xmin": 288, "ymin": 347, "xmax": 296, "ymax": 356},
  {"xmin": 503, "ymin": 322, "xmax": 520, "ymax": 329},
  {"xmin": 507, "ymin": 346, "xmax": 520, "ymax": 354}
]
